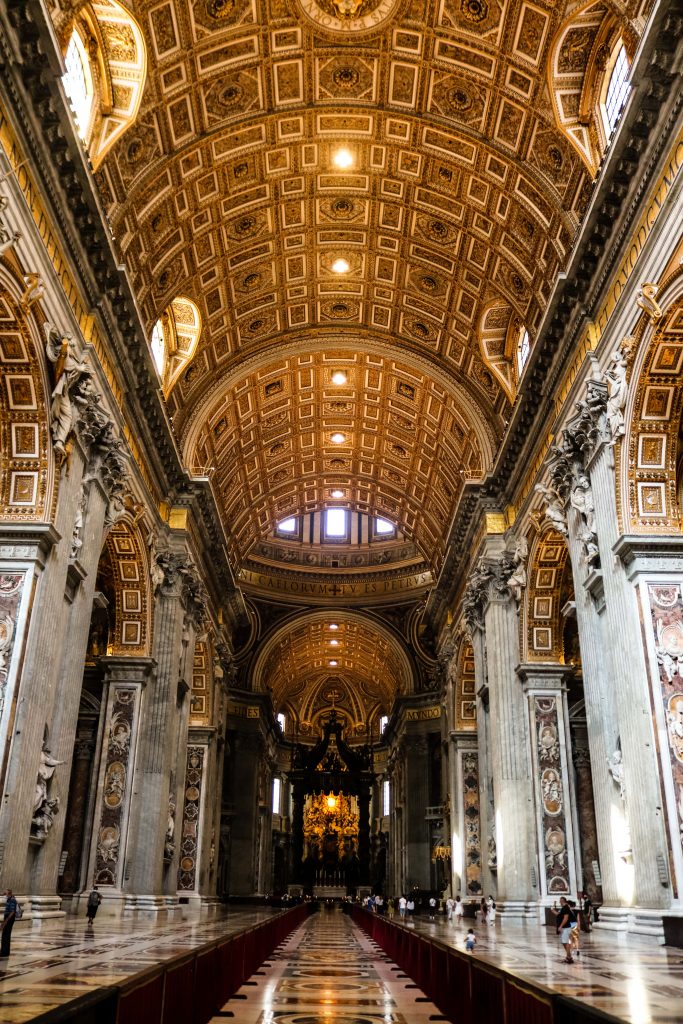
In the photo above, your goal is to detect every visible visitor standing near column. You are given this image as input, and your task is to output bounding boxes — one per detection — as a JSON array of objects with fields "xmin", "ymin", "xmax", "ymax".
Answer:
[
  {"xmin": 568, "ymin": 899, "xmax": 580, "ymax": 956},
  {"xmin": 407, "ymin": 896, "xmax": 415, "ymax": 918},
  {"xmin": 0, "ymin": 890, "xmax": 17, "ymax": 958},
  {"xmin": 86, "ymin": 886, "xmax": 102, "ymax": 926},
  {"xmin": 581, "ymin": 891, "xmax": 592, "ymax": 932},
  {"xmin": 428, "ymin": 895, "xmax": 437, "ymax": 920},
  {"xmin": 454, "ymin": 894, "xmax": 464, "ymax": 924},
  {"xmin": 399, "ymin": 895, "xmax": 407, "ymax": 919},
  {"xmin": 556, "ymin": 897, "xmax": 575, "ymax": 963},
  {"xmin": 387, "ymin": 896, "xmax": 394, "ymax": 918},
  {"xmin": 446, "ymin": 896, "xmax": 454, "ymax": 921},
  {"xmin": 486, "ymin": 895, "xmax": 496, "ymax": 925}
]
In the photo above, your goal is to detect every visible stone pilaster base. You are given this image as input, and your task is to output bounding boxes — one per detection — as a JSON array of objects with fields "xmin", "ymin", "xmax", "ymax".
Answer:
[
  {"xmin": 29, "ymin": 895, "xmax": 65, "ymax": 920},
  {"xmin": 123, "ymin": 894, "xmax": 178, "ymax": 913},
  {"xmin": 595, "ymin": 904, "xmax": 666, "ymax": 940},
  {"xmin": 496, "ymin": 900, "xmax": 537, "ymax": 920}
]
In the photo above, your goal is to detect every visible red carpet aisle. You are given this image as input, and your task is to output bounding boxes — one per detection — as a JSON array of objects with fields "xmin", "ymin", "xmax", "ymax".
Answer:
[{"xmin": 213, "ymin": 909, "xmax": 443, "ymax": 1024}]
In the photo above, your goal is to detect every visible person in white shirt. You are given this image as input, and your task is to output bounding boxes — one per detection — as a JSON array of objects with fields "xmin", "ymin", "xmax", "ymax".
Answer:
[
  {"xmin": 428, "ymin": 896, "xmax": 437, "ymax": 920},
  {"xmin": 454, "ymin": 895, "xmax": 464, "ymax": 924},
  {"xmin": 398, "ymin": 895, "xmax": 407, "ymax": 919},
  {"xmin": 446, "ymin": 896, "xmax": 454, "ymax": 921}
]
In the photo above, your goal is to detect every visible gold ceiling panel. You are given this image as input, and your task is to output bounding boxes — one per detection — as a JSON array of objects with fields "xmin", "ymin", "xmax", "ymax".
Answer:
[
  {"xmin": 254, "ymin": 611, "xmax": 412, "ymax": 713},
  {"xmin": 83, "ymin": 0, "xmax": 613, "ymax": 578},
  {"xmin": 182, "ymin": 348, "xmax": 493, "ymax": 572}
]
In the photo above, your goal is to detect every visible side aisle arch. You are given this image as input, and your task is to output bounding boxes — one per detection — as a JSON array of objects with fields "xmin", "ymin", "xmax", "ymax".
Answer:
[
  {"xmin": 623, "ymin": 293, "xmax": 683, "ymax": 534},
  {"xmin": 522, "ymin": 527, "xmax": 571, "ymax": 663},
  {"xmin": 0, "ymin": 278, "xmax": 53, "ymax": 522},
  {"xmin": 102, "ymin": 517, "xmax": 152, "ymax": 655}
]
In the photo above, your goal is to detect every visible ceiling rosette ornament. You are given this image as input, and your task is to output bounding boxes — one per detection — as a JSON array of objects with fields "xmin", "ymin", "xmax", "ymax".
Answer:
[{"xmin": 293, "ymin": 0, "xmax": 403, "ymax": 37}]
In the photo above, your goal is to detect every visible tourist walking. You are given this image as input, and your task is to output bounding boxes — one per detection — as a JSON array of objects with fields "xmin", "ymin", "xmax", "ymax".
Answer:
[
  {"xmin": 399, "ymin": 895, "xmax": 407, "ymax": 919},
  {"xmin": 479, "ymin": 897, "xmax": 487, "ymax": 923},
  {"xmin": 428, "ymin": 895, "xmax": 437, "ymax": 920},
  {"xmin": 446, "ymin": 896, "xmax": 454, "ymax": 921},
  {"xmin": 556, "ymin": 897, "xmax": 576, "ymax": 963},
  {"xmin": 387, "ymin": 897, "xmax": 394, "ymax": 918},
  {"xmin": 454, "ymin": 895, "xmax": 464, "ymax": 924},
  {"xmin": 86, "ymin": 886, "xmax": 102, "ymax": 925},
  {"xmin": 0, "ymin": 889, "xmax": 17, "ymax": 958}
]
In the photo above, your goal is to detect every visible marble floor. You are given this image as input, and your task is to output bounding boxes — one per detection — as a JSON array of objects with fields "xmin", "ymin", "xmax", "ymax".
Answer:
[
  {"xmin": 393, "ymin": 913, "xmax": 683, "ymax": 1024},
  {"xmin": 0, "ymin": 905, "xmax": 277, "ymax": 1023},
  {"xmin": 213, "ymin": 907, "xmax": 443, "ymax": 1024},
  {"xmin": 1, "ymin": 907, "xmax": 683, "ymax": 1023}
]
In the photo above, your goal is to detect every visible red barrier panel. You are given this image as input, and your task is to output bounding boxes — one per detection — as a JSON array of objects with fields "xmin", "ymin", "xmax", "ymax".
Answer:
[
  {"xmin": 429, "ymin": 943, "xmax": 450, "ymax": 1016},
  {"xmin": 162, "ymin": 959, "xmax": 195, "ymax": 1024},
  {"xmin": 193, "ymin": 948, "xmax": 219, "ymax": 1024},
  {"xmin": 471, "ymin": 962, "xmax": 504, "ymax": 1023},
  {"xmin": 117, "ymin": 974, "xmax": 164, "ymax": 1024},
  {"xmin": 505, "ymin": 978, "xmax": 554, "ymax": 1024},
  {"xmin": 445, "ymin": 947, "xmax": 472, "ymax": 1024}
]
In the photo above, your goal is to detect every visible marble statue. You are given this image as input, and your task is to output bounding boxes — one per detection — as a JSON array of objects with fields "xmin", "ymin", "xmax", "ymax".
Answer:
[
  {"xmin": 607, "ymin": 748, "xmax": 625, "ymax": 801},
  {"xmin": 506, "ymin": 535, "xmax": 528, "ymax": 603},
  {"xmin": 44, "ymin": 324, "xmax": 92, "ymax": 457},
  {"xmin": 164, "ymin": 793, "xmax": 176, "ymax": 860},
  {"xmin": 535, "ymin": 483, "xmax": 568, "ymax": 536},
  {"xmin": 33, "ymin": 747, "xmax": 65, "ymax": 815},
  {"xmin": 604, "ymin": 345, "xmax": 629, "ymax": 443},
  {"xmin": 0, "ymin": 196, "xmax": 21, "ymax": 256}
]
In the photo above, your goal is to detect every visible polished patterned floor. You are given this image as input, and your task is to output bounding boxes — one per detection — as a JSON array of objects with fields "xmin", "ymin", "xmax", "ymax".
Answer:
[
  {"xmin": 0, "ymin": 905, "xmax": 277, "ymax": 1023},
  {"xmin": 1, "ymin": 907, "xmax": 683, "ymax": 1023},
  {"xmin": 213, "ymin": 907, "xmax": 442, "ymax": 1024}
]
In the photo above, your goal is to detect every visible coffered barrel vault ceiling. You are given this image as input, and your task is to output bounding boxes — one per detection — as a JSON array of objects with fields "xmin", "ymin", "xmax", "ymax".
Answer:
[
  {"xmin": 252, "ymin": 612, "xmax": 414, "ymax": 726},
  {"xmin": 89, "ymin": 0, "xmax": 618, "ymax": 570},
  {"xmin": 180, "ymin": 346, "xmax": 496, "ymax": 572}
]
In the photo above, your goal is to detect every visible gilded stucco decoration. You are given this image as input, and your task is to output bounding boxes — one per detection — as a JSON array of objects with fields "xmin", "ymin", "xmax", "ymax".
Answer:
[
  {"xmin": 523, "ymin": 527, "xmax": 570, "ymax": 662},
  {"xmin": 78, "ymin": 0, "xmax": 622, "ymax": 571},
  {"xmin": 0, "ymin": 282, "xmax": 52, "ymax": 521},
  {"xmin": 455, "ymin": 638, "xmax": 477, "ymax": 729},
  {"xmin": 625, "ymin": 298, "xmax": 683, "ymax": 533},
  {"xmin": 52, "ymin": 1, "xmax": 148, "ymax": 169},
  {"xmin": 103, "ymin": 518, "xmax": 152, "ymax": 655},
  {"xmin": 252, "ymin": 611, "xmax": 413, "ymax": 724},
  {"xmin": 181, "ymin": 348, "xmax": 494, "ymax": 573}
]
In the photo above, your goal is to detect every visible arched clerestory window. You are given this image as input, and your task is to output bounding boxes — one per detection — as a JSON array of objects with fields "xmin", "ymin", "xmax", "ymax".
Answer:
[
  {"xmin": 150, "ymin": 297, "xmax": 202, "ymax": 396},
  {"xmin": 59, "ymin": 2, "xmax": 146, "ymax": 169}
]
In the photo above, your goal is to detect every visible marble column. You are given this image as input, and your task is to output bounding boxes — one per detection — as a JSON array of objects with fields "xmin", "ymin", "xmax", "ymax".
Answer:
[
  {"xmin": 571, "ymin": 721, "xmax": 602, "ymax": 900},
  {"xmin": 124, "ymin": 550, "xmax": 201, "ymax": 910},
  {"xmin": 449, "ymin": 731, "xmax": 481, "ymax": 900},
  {"xmin": 563, "ymin": 520, "xmax": 622, "ymax": 909},
  {"xmin": 228, "ymin": 731, "xmax": 263, "ymax": 895},
  {"xmin": 86, "ymin": 657, "xmax": 153, "ymax": 907},
  {"xmin": 59, "ymin": 720, "xmax": 99, "ymax": 895},
  {"xmin": 518, "ymin": 664, "xmax": 579, "ymax": 905},
  {"xmin": 481, "ymin": 555, "xmax": 536, "ymax": 914},
  {"xmin": 587, "ymin": 444, "xmax": 671, "ymax": 918},
  {"xmin": 614, "ymin": 536, "xmax": 683, "ymax": 920},
  {"xmin": 403, "ymin": 733, "xmax": 430, "ymax": 889}
]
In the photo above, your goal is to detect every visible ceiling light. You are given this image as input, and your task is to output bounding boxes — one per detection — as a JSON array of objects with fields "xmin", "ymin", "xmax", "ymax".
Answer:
[
  {"xmin": 329, "ymin": 623, "xmax": 339, "ymax": 630},
  {"xmin": 331, "ymin": 371, "xmax": 347, "ymax": 386},
  {"xmin": 331, "ymin": 432, "xmax": 346, "ymax": 444},
  {"xmin": 329, "ymin": 660, "xmax": 338, "ymax": 666},
  {"xmin": 330, "ymin": 639, "xmax": 339, "ymax": 646},
  {"xmin": 332, "ymin": 147, "xmax": 354, "ymax": 169},
  {"xmin": 331, "ymin": 258, "xmax": 350, "ymax": 274},
  {"xmin": 331, "ymin": 489, "xmax": 345, "ymax": 498}
]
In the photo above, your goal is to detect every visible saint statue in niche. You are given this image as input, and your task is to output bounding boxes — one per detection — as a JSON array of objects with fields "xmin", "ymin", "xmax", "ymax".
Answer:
[
  {"xmin": 667, "ymin": 693, "xmax": 683, "ymax": 763},
  {"xmin": 541, "ymin": 767, "xmax": 562, "ymax": 815}
]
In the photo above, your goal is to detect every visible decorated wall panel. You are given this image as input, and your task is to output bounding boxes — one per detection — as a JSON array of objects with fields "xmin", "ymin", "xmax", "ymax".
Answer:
[
  {"xmin": 94, "ymin": 686, "xmax": 140, "ymax": 887},
  {"xmin": 646, "ymin": 583, "xmax": 683, "ymax": 879},
  {"xmin": 462, "ymin": 750, "xmax": 482, "ymax": 896},
  {"xmin": 178, "ymin": 744, "xmax": 206, "ymax": 892},
  {"xmin": 532, "ymin": 696, "xmax": 570, "ymax": 895}
]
